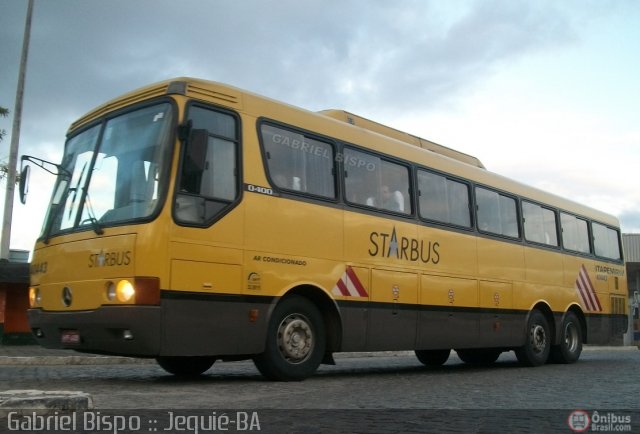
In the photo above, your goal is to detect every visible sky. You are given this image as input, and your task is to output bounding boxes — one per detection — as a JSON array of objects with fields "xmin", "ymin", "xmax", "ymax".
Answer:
[{"xmin": 1, "ymin": 0, "xmax": 639, "ymax": 253}]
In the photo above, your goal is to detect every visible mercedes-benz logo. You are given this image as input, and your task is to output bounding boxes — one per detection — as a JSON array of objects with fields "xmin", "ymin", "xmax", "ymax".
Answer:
[{"xmin": 62, "ymin": 286, "xmax": 73, "ymax": 307}]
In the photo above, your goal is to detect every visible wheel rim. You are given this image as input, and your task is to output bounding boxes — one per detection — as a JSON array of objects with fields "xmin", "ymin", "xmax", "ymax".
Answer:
[
  {"xmin": 277, "ymin": 313, "xmax": 314, "ymax": 364},
  {"xmin": 563, "ymin": 322, "xmax": 579, "ymax": 353},
  {"xmin": 530, "ymin": 324, "xmax": 547, "ymax": 354}
]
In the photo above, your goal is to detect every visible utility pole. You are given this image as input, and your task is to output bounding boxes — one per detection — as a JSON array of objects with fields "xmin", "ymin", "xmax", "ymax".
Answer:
[{"xmin": 1, "ymin": 0, "xmax": 34, "ymax": 260}]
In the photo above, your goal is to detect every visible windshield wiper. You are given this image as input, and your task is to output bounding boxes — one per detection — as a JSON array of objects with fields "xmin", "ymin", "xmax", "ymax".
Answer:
[
  {"xmin": 80, "ymin": 192, "xmax": 104, "ymax": 235},
  {"xmin": 67, "ymin": 162, "xmax": 87, "ymax": 220}
]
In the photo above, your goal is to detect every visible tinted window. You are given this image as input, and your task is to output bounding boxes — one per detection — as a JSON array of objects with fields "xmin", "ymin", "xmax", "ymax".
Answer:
[
  {"xmin": 344, "ymin": 147, "xmax": 411, "ymax": 214},
  {"xmin": 261, "ymin": 124, "xmax": 335, "ymax": 198},
  {"xmin": 476, "ymin": 187, "xmax": 519, "ymax": 237},
  {"xmin": 593, "ymin": 222, "xmax": 621, "ymax": 260},
  {"xmin": 417, "ymin": 170, "xmax": 470, "ymax": 227},
  {"xmin": 560, "ymin": 213, "xmax": 591, "ymax": 254},
  {"xmin": 523, "ymin": 201, "xmax": 558, "ymax": 246}
]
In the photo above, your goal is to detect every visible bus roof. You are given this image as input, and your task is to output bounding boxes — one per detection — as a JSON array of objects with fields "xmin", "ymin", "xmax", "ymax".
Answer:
[{"xmin": 318, "ymin": 110, "xmax": 485, "ymax": 169}]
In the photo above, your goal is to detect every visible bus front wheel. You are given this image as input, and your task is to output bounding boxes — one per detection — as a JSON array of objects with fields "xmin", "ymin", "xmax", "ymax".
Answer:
[
  {"xmin": 253, "ymin": 295, "xmax": 326, "ymax": 381},
  {"xmin": 415, "ymin": 349, "xmax": 450, "ymax": 366},
  {"xmin": 156, "ymin": 356, "xmax": 215, "ymax": 377},
  {"xmin": 456, "ymin": 348, "xmax": 501, "ymax": 366},
  {"xmin": 515, "ymin": 309, "xmax": 551, "ymax": 367}
]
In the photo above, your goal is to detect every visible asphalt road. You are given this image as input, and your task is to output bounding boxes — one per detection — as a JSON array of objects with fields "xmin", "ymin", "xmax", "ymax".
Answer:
[{"xmin": 1, "ymin": 347, "xmax": 639, "ymax": 433}]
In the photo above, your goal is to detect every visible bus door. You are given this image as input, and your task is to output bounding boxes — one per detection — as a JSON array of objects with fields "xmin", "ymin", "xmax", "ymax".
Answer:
[{"xmin": 165, "ymin": 104, "xmax": 246, "ymax": 355}]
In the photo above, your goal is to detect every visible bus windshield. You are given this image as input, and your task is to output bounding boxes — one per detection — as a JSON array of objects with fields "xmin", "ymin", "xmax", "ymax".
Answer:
[{"xmin": 41, "ymin": 103, "xmax": 174, "ymax": 239}]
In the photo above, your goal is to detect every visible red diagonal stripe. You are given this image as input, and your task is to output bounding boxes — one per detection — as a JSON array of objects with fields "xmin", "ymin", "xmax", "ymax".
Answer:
[
  {"xmin": 580, "ymin": 265, "xmax": 602, "ymax": 311},
  {"xmin": 335, "ymin": 278, "xmax": 350, "ymax": 296},
  {"xmin": 577, "ymin": 274, "xmax": 597, "ymax": 311},
  {"xmin": 575, "ymin": 280, "xmax": 594, "ymax": 311},
  {"xmin": 345, "ymin": 266, "xmax": 368, "ymax": 297}
]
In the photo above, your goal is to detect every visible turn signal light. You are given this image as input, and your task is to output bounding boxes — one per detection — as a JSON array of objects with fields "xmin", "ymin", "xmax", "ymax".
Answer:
[{"xmin": 132, "ymin": 277, "xmax": 161, "ymax": 305}]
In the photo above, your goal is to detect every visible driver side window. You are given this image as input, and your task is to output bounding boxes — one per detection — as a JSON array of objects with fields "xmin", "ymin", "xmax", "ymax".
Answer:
[{"xmin": 174, "ymin": 106, "xmax": 239, "ymax": 225}]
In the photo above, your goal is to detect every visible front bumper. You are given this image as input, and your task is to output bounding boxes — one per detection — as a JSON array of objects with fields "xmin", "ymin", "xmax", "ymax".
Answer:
[{"xmin": 28, "ymin": 306, "xmax": 161, "ymax": 357}]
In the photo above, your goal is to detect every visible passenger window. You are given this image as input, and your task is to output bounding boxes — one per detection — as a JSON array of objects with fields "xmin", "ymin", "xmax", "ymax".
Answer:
[
  {"xmin": 476, "ymin": 187, "xmax": 519, "ymax": 238},
  {"xmin": 592, "ymin": 222, "xmax": 621, "ymax": 260},
  {"xmin": 560, "ymin": 213, "xmax": 591, "ymax": 254},
  {"xmin": 523, "ymin": 201, "xmax": 558, "ymax": 246},
  {"xmin": 175, "ymin": 106, "xmax": 239, "ymax": 225},
  {"xmin": 344, "ymin": 147, "xmax": 411, "ymax": 214},
  {"xmin": 260, "ymin": 124, "xmax": 335, "ymax": 199},
  {"xmin": 417, "ymin": 170, "xmax": 470, "ymax": 227}
]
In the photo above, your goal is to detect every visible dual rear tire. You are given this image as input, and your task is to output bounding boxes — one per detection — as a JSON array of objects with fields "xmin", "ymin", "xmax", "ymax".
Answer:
[
  {"xmin": 516, "ymin": 309, "xmax": 582, "ymax": 366},
  {"xmin": 550, "ymin": 311, "xmax": 583, "ymax": 364},
  {"xmin": 417, "ymin": 310, "xmax": 582, "ymax": 369}
]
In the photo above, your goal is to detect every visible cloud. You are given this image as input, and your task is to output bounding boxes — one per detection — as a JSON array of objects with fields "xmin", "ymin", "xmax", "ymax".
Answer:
[
  {"xmin": 619, "ymin": 210, "xmax": 640, "ymax": 234},
  {"xmin": 1, "ymin": 0, "xmax": 636, "ymax": 250},
  {"xmin": 2, "ymin": 0, "xmax": 584, "ymax": 134}
]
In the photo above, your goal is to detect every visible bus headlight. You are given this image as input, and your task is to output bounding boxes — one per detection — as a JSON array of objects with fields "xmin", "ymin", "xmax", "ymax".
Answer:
[
  {"xmin": 116, "ymin": 280, "xmax": 135, "ymax": 302},
  {"xmin": 104, "ymin": 277, "xmax": 160, "ymax": 305},
  {"xmin": 29, "ymin": 287, "xmax": 41, "ymax": 307}
]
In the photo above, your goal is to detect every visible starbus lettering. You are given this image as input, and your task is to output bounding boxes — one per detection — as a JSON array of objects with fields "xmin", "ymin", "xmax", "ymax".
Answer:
[
  {"xmin": 368, "ymin": 227, "xmax": 440, "ymax": 264},
  {"xmin": 88, "ymin": 250, "xmax": 132, "ymax": 268}
]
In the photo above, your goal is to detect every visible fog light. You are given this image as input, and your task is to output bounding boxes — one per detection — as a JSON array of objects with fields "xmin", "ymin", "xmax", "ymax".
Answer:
[
  {"xmin": 116, "ymin": 280, "xmax": 135, "ymax": 302},
  {"xmin": 34, "ymin": 328, "xmax": 44, "ymax": 338},
  {"xmin": 123, "ymin": 330, "xmax": 134, "ymax": 340},
  {"xmin": 62, "ymin": 286, "xmax": 73, "ymax": 307},
  {"xmin": 106, "ymin": 281, "xmax": 116, "ymax": 301}
]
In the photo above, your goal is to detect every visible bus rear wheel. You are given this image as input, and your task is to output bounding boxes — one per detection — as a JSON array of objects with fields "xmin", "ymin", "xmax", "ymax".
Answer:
[
  {"xmin": 415, "ymin": 349, "xmax": 450, "ymax": 366},
  {"xmin": 550, "ymin": 311, "xmax": 582, "ymax": 364},
  {"xmin": 515, "ymin": 309, "xmax": 551, "ymax": 367},
  {"xmin": 253, "ymin": 295, "xmax": 326, "ymax": 381},
  {"xmin": 156, "ymin": 356, "xmax": 215, "ymax": 377}
]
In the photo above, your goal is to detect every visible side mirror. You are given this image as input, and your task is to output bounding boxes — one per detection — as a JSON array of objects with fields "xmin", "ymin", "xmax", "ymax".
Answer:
[
  {"xmin": 179, "ymin": 129, "xmax": 208, "ymax": 193},
  {"xmin": 187, "ymin": 129, "xmax": 208, "ymax": 165},
  {"xmin": 19, "ymin": 164, "xmax": 30, "ymax": 204}
]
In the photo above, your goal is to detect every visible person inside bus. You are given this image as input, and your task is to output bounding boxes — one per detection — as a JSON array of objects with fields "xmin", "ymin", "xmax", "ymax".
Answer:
[{"xmin": 367, "ymin": 185, "xmax": 404, "ymax": 212}]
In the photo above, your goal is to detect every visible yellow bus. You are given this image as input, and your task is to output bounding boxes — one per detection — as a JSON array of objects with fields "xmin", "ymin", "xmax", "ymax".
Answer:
[{"xmin": 22, "ymin": 78, "xmax": 628, "ymax": 381}]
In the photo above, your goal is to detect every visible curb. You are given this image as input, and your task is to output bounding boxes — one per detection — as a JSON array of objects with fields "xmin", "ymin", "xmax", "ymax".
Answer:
[
  {"xmin": 0, "ymin": 390, "xmax": 93, "ymax": 416},
  {"xmin": 0, "ymin": 356, "xmax": 154, "ymax": 366},
  {"xmin": 582, "ymin": 345, "xmax": 638, "ymax": 351}
]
